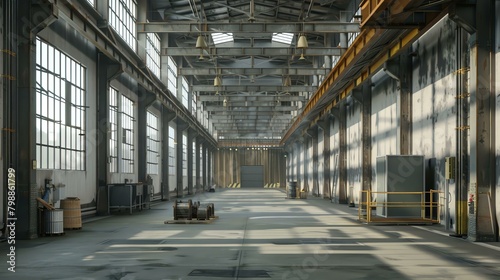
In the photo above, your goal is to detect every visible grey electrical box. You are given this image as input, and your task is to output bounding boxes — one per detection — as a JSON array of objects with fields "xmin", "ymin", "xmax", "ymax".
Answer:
[{"xmin": 376, "ymin": 155, "xmax": 425, "ymax": 218}]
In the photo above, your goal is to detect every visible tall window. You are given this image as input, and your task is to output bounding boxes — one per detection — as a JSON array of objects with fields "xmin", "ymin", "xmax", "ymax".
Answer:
[
  {"xmin": 109, "ymin": 0, "xmax": 137, "ymax": 52},
  {"xmin": 35, "ymin": 38, "xmax": 86, "ymax": 170},
  {"xmin": 168, "ymin": 125, "xmax": 176, "ymax": 175},
  {"xmin": 109, "ymin": 87, "xmax": 119, "ymax": 172},
  {"xmin": 182, "ymin": 132, "xmax": 187, "ymax": 178},
  {"xmin": 121, "ymin": 95, "xmax": 134, "ymax": 173},
  {"xmin": 199, "ymin": 146, "xmax": 203, "ymax": 178},
  {"xmin": 192, "ymin": 141, "xmax": 196, "ymax": 179},
  {"xmin": 167, "ymin": 57, "xmax": 177, "ymax": 93},
  {"xmin": 192, "ymin": 93, "xmax": 197, "ymax": 116},
  {"xmin": 146, "ymin": 33, "xmax": 161, "ymax": 78},
  {"xmin": 146, "ymin": 112, "xmax": 160, "ymax": 174},
  {"xmin": 181, "ymin": 77, "xmax": 189, "ymax": 108}
]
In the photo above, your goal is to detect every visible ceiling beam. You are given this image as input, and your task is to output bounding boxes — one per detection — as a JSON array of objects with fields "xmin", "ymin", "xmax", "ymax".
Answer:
[
  {"xmin": 212, "ymin": 119, "xmax": 290, "ymax": 123},
  {"xmin": 137, "ymin": 21, "xmax": 360, "ymax": 33},
  {"xmin": 209, "ymin": 115, "xmax": 291, "ymax": 120},
  {"xmin": 213, "ymin": 123, "xmax": 289, "ymax": 128},
  {"xmin": 211, "ymin": 111, "xmax": 290, "ymax": 115},
  {"xmin": 217, "ymin": 127, "xmax": 283, "ymax": 134},
  {"xmin": 163, "ymin": 47, "xmax": 344, "ymax": 57},
  {"xmin": 204, "ymin": 105, "xmax": 297, "ymax": 111},
  {"xmin": 192, "ymin": 85, "xmax": 315, "ymax": 92},
  {"xmin": 203, "ymin": 101, "xmax": 296, "ymax": 106},
  {"xmin": 217, "ymin": 133, "xmax": 284, "ymax": 138},
  {"xmin": 199, "ymin": 95, "xmax": 305, "ymax": 101},
  {"xmin": 180, "ymin": 67, "xmax": 329, "ymax": 76}
]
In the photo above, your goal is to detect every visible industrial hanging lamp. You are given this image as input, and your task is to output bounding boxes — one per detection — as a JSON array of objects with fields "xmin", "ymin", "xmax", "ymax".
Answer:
[
  {"xmin": 196, "ymin": 34, "xmax": 208, "ymax": 49},
  {"xmin": 297, "ymin": 34, "xmax": 308, "ymax": 49},
  {"xmin": 297, "ymin": 21, "xmax": 308, "ymax": 61},
  {"xmin": 213, "ymin": 76, "xmax": 222, "ymax": 87},
  {"xmin": 297, "ymin": 34, "xmax": 308, "ymax": 60},
  {"xmin": 196, "ymin": 34, "xmax": 207, "ymax": 60}
]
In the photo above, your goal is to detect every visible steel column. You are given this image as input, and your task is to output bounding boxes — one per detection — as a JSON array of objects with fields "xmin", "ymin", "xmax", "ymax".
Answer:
[
  {"xmin": 308, "ymin": 126, "xmax": 319, "ymax": 196},
  {"xmin": 333, "ymin": 106, "xmax": 348, "ymax": 204},
  {"xmin": 295, "ymin": 140, "xmax": 301, "ymax": 189},
  {"xmin": 400, "ymin": 53, "xmax": 413, "ymax": 155},
  {"xmin": 15, "ymin": 1, "xmax": 57, "ymax": 238},
  {"xmin": 137, "ymin": 0, "xmax": 147, "ymax": 65},
  {"xmin": 353, "ymin": 82, "xmax": 373, "ymax": 193},
  {"xmin": 302, "ymin": 134, "xmax": 312, "ymax": 193},
  {"xmin": 468, "ymin": 0, "xmax": 497, "ymax": 242},
  {"xmin": 318, "ymin": 116, "xmax": 332, "ymax": 198},
  {"xmin": 207, "ymin": 148, "xmax": 213, "ymax": 188},
  {"xmin": 96, "ymin": 54, "xmax": 123, "ymax": 215},
  {"xmin": 455, "ymin": 27, "xmax": 469, "ymax": 237}
]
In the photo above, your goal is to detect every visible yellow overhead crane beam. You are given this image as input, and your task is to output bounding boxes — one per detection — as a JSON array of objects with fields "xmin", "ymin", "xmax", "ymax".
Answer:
[{"xmin": 281, "ymin": 0, "xmax": 447, "ymax": 145}]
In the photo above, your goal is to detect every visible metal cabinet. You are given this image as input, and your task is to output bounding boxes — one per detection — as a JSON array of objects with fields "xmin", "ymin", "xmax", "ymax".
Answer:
[
  {"xmin": 376, "ymin": 155, "xmax": 425, "ymax": 218},
  {"xmin": 108, "ymin": 184, "xmax": 144, "ymax": 214}
]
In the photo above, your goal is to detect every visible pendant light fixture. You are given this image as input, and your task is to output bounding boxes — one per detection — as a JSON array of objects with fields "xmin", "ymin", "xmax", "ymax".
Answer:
[
  {"xmin": 196, "ymin": 34, "xmax": 207, "ymax": 60},
  {"xmin": 297, "ymin": 22, "xmax": 308, "ymax": 60},
  {"xmin": 297, "ymin": 34, "xmax": 308, "ymax": 49},
  {"xmin": 213, "ymin": 76, "xmax": 222, "ymax": 87}
]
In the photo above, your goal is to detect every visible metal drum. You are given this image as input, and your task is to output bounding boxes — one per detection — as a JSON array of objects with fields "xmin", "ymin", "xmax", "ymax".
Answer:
[
  {"xmin": 45, "ymin": 209, "xmax": 64, "ymax": 234},
  {"xmin": 196, "ymin": 205, "xmax": 210, "ymax": 220},
  {"xmin": 173, "ymin": 199, "xmax": 193, "ymax": 220}
]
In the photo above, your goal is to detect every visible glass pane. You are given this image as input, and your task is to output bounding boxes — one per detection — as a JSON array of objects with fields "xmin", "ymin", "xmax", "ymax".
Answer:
[
  {"xmin": 41, "ymin": 146, "xmax": 48, "ymax": 169},
  {"xmin": 54, "ymin": 148, "xmax": 60, "ymax": 169}
]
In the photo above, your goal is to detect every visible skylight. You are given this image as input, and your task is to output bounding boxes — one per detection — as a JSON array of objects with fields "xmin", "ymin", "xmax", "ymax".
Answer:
[
  {"xmin": 272, "ymin": 32, "xmax": 294, "ymax": 45},
  {"xmin": 211, "ymin": 33, "xmax": 234, "ymax": 45}
]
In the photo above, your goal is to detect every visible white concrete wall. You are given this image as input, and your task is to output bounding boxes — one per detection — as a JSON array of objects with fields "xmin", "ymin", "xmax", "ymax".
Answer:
[
  {"xmin": 371, "ymin": 75, "xmax": 398, "ymax": 159},
  {"xmin": 347, "ymin": 102, "xmax": 362, "ymax": 204},
  {"xmin": 299, "ymin": 143, "xmax": 305, "ymax": 187},
  {"xmin": 307, "ymin": 138, "xmax": 313, "ymax": 192},
  {"xmin": 318, "ymin": 127, "xmax": 325, "ymax": 196},
  {"xmin": 330, "ymin": 117, "xmax": 340, "ymax": 201},
  {"xmin": 412, "ymin": 16, "xmax": 458, "ymax": 228},
  {"xmin": 36, "ymin": 23, "xmax": 98, "ymax": 208}
]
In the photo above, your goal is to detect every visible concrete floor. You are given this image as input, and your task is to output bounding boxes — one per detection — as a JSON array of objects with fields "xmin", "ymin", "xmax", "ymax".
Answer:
[{"xmin": 1, "ymin": 188, "xmax": 500, "ymax": 280}]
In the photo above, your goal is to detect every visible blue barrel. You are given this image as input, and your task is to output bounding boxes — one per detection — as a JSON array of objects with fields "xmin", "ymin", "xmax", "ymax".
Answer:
[{"xmin": 288, "ymin": 182, "xmax": 297, "ymax": 198}]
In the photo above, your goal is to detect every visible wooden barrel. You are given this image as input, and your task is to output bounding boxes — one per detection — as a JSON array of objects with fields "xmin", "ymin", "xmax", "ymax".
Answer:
[{"xmin": 61, "ymin": 197, "xmax": 82, "ymax": 229}]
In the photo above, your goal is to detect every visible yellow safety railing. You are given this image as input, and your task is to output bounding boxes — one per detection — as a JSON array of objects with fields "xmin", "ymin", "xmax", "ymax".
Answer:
[{"xmin": 358, "ymin": 189, "xmax": 442, "ymax": 224}]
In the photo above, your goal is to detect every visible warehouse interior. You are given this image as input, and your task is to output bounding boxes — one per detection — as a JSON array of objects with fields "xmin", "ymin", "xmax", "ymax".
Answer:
[{"xmin": 1, "ymin": 0, "xmax": 500, "ymax": 278}]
